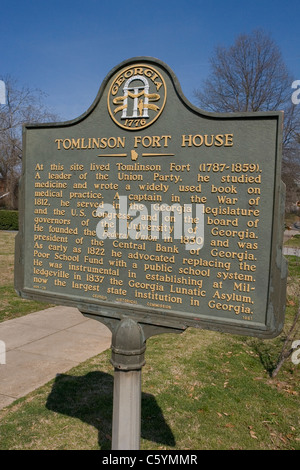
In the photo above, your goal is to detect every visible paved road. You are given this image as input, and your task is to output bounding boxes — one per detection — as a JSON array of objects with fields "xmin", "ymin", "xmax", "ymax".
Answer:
[{"xmin": 283, "ymin": 246, "xmax": 300, "ymax": 257}]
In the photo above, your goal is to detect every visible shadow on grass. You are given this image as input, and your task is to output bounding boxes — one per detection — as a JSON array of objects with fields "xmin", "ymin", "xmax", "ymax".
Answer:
[
  {"xmin": 46, "ymin": 371, "xmax": 175, "ymax": 450},
  {"xmin": 249, "ymin": 337, "xmax": 285, "ymax": 377}
]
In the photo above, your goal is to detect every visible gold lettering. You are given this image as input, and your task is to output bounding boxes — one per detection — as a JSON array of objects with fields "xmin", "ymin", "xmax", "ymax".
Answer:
[{"xmin": 181, "ymin": 134, "xmax": 234, "ymax": 147}]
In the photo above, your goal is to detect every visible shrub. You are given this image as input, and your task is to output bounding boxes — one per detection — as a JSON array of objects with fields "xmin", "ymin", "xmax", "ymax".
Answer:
[{"xmin": 0, "ymin": 210, "xmax": 19, "ymax": 230}]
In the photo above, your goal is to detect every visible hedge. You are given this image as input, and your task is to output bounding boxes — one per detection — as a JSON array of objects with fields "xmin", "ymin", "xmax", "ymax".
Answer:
[{"xmin": 0, "ymin": 210, "xmax": 19, "ymax": 230}]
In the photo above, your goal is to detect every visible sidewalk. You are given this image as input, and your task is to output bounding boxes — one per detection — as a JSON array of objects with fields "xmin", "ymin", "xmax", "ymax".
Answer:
[
  {"xmin": 0, "ymin": 306, "xmax": 112, "ymax": 410},
  {"xmin": 283, "ymin": 246, "xmax": 300, "ymax": 257}
]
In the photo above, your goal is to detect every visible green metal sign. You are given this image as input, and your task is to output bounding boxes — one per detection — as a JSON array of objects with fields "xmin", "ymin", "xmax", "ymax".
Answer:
[{"xmin": 15, "ymin": 57, "xmax": 287, "ymax": 338}]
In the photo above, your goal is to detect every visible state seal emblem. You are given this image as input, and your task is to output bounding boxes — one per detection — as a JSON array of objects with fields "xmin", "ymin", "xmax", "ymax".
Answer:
[{"xmin": 107, "ymin": 63, "xmax": 166, "ymax": 130}]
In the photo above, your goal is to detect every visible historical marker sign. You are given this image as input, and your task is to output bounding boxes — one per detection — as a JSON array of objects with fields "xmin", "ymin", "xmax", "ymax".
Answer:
[{"xmin": 15, "ymin": 57, "xmax": 287, "ymax": 338}]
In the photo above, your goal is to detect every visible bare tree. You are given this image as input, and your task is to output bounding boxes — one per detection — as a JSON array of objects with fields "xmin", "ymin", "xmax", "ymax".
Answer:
[
  {"xmin": 194, "ymin": 29, "xmax": 300, "ymax": 212},
  {"xmin": 0, "ymin": 75, "xmax": 57, "ymax": 209},
  {"xmin": 271, "ymin": 305, "xmax": 300, "ymax": 377},
  {"xmin": 194, "ymin": 29, "xmax": 293, "ymax": 113}
]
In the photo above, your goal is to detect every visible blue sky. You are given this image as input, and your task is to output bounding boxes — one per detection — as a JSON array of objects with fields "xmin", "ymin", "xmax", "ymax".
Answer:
[{"xmin": 1, "ymin": 0, "xmax": 300, "ymax": 120}]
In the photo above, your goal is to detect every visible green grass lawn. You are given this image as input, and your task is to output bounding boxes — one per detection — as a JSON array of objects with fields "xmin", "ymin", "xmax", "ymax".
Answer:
[
  {"xmin": 0, "ymin": 323, "xmax": 299, "ymax": 450},
  {"xmin": 285, "ymin": 234, "xmax": 300, "ymax": 248},
  {"xmin": 0, "ymin": 230, "xmax": 299, "ymax": 450},
  {"xmin": 0, "ymin": 231, "xmax": 53, "ymax": 321}
]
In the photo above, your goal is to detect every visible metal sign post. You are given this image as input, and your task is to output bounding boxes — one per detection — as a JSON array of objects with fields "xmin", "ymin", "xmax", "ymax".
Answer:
[
  {"xmin": 82, "ymin": 313, "xmax": 185, "ymax": 450},
  {"xmin": 110, "ymin": 318, "xmax": 145, "ymax": 450}
]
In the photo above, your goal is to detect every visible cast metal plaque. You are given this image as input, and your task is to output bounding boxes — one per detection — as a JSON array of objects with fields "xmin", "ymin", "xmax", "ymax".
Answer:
[{"xmin": 15, "ymin": 57, "xmax": 287, "ymax": 338}]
